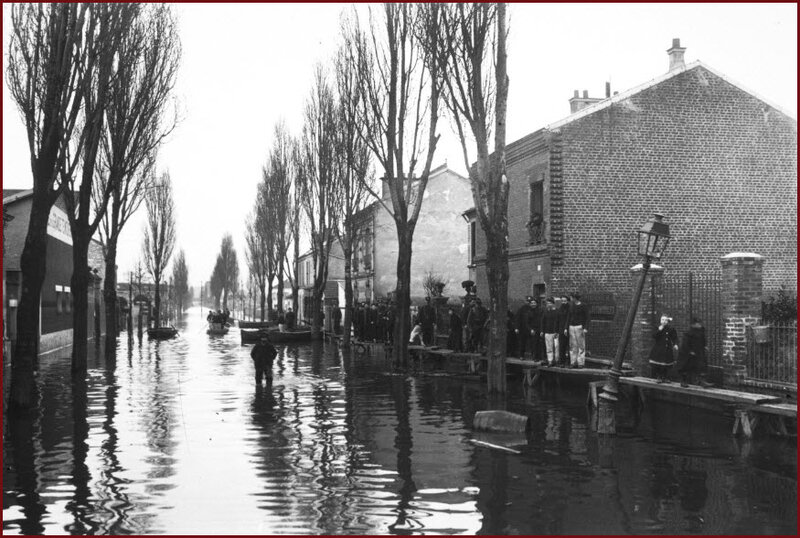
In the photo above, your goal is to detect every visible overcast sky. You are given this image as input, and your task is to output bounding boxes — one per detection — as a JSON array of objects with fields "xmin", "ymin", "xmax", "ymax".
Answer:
[{"xmin": 3, "ymin": 3, "xmax": 797, "ymax": 287}]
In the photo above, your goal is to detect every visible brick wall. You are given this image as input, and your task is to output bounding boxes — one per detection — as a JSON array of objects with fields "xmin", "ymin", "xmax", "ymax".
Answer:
[{"xmin": 471, "ymin": 64, "xmax": 796, "ymax": 357}]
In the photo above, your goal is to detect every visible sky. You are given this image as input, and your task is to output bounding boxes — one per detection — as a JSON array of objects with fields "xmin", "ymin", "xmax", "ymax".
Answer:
[{"xmin": 3, "ymin": 3, "xmax": 797, "ymax": 289}]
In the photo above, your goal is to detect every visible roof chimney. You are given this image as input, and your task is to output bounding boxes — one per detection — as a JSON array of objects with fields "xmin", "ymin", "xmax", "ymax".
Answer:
[
  {"xmin": 569, "ymin": 89, "xmax": 603, "ymax": 114},
  {"xmin": 605, "ymin": 82, "xmax": 611, "ymax": 98},
  {"xmin": 667, "ymin": 38, "xmax": 686, "ymax": 71}
]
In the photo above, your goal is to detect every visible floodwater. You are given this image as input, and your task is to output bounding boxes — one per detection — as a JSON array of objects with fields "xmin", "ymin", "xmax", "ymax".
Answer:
[{"xmin": 3, "ymin": 307, "xmax": 797, "ymax": 535}]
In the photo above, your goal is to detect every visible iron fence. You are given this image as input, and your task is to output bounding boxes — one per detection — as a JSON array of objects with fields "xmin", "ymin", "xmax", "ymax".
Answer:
[
  {"xmin": 660, "ymin": 271, "xmax": 723, "ymax": 367},
  {"xmin": 745, "ymin": 324, "xmax": 797, "ymax": 387}
]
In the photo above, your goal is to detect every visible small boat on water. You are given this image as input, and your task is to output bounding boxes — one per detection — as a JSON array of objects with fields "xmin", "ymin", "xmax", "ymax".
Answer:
[
  {"xmin": 207, "ymin": 322, "xmax": 229, "ymax": 335},
  {"xmin": 237, "ymin": 320, "xmax": 277, "ymax": 329},
  {"xmin": 240, "ymin": 327, "xmax": 313, "ymax": 344},
  {"xmin": 147, "ymin": 326, "xmax": 178, "ymax": 340}
]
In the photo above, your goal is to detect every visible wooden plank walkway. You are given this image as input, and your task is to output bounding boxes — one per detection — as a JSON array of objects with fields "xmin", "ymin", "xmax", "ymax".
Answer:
[
  {"xmin": 619, "ymin": 376, "xmax": 781, "ymax": 405},
  {"xmin": 618, "ymin": 376, "xmax": 796, "ymax": 438}
]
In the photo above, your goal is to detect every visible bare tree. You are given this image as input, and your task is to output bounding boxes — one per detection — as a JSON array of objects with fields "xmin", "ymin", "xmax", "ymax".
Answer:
[
  {"xmin": 6, "ymin": 4, "xmax": 92, "ymax": 410},
  {"xmin": 245, "ymin": 190, "xmax": 270, "ymax": 321},
  {"xmin": 434, "ymin": 3, "xmax": 510, "ymax": 394},
  {"xmin": 94, "ymin": 3, "xmax": 181, "ymax": 340},
  {"xmin": 334, "ymin": 39, "xmax": 373, "ymax": 348},
  {"xmin": 296, "ymin": 66, "xmax": 340, "ymax": 339},
  {"xmin": 286, "ymin": 148, "xmax": 303, "ymax": 315},
  {"xmin": 214, "ymin": 233, "xmax": 239, "ymax": 311},
  {"xmin": 142, "ymin": 172, "xmax": 177, "ymax": 329},
  {"xmin": 209, "ymin": 258, "xmax": 224, "ymax": 311},
  {"xmin": 342, "ymin": 4, "xmax": 444, "ymax": 366},
  {"xmin": 264, "ymin": 121, "xmax": 295, "ymax": 317},
  {"xmin": 63, "ymin": 3, "xmax": 130, "ymax": 371},
  {"xmin": 171, "ymin": 249, "xmax": 189, "ymax": 316}
]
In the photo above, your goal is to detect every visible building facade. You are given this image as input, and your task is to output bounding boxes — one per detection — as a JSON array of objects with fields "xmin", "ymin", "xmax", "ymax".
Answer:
[
  {"xmin": 3, "ymin": 189, "xmax": 107, "ymax": 355},
  {"xmin": 352, "ymin": 164, "xmax": 474, "ymax": 305},
  {"xmin": 297, "ymin": 241, "xmax": 346, "ymax": 325},
  {"xmin": 467, "ymin": 41, "xmax": 797, "ymax": 357}
]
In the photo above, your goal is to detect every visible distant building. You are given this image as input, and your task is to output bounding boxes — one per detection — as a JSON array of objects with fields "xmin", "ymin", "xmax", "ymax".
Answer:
[
  {"xmin": 3, "ymin": 189, "xmax": 106, "ymax": 355},
  {"xmin": 297, "ymin": 241, "xmax": 345, "ymax": 326},
  {"xmin": 351, "ymin": 164, "xmax": 474, "ymax": 305},
  {"xmin": 466, "ymin": 40, "xmax": 797, "ymax": 357}
]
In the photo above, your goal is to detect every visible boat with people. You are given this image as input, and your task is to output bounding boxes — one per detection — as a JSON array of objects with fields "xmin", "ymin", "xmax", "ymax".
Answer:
[
  {"xmin": 147, "ymin": 326, "xmax": 178, "ymax": 340},
  {"xmin": 240, "ymin": 327, "xmax": 313, "ymax": 344},
  {"xmin": 237, "ymin": 320, "xmax": 277, "ymax": 329},
  {"xmin": 207, "ymin": 322, "xmax": 229, "ymax": 335}
]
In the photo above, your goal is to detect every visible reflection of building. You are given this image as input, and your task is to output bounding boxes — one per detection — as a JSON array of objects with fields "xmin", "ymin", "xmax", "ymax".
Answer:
[
  {"xmin": 3, "ymin": 189, "xmax": 106, "ymax": 354},
  {"xmin": 467, "ymin": 40, "xmax": 797, "ymax": 355},
  {"xmin": 352, "ymin": 164, "xmax": 473, "ymax": 304}
]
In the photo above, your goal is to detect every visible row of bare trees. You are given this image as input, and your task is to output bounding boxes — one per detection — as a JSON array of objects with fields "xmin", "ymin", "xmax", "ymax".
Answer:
[
  {"xmin": 244, "ymin": 4, "xmax": 510, "ymax": 391},
  {"xmin": 6, "ymin": 4, "xmax": 181, "ymax": 411}
]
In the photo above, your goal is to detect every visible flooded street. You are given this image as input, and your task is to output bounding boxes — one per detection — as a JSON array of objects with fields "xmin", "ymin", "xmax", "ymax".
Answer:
[{"xmin": 3, "ymin": 307, "xmax": 796, "ymax": 535}]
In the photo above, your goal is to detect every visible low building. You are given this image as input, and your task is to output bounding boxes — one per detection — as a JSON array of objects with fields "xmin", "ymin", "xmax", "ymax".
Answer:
[
  {"xmin": 466, "ymin": 40, "xmax": 797, "ymax": 358},
  {"xmin": 3, "ymin": 189, "xmax": 106, "ymax": 355},
  {"xmin": 297, "ymin": 241, "xmax": 346, "ymax": 326},
  {"xmin": 352, "ymin": 163, "xmax": 474, "ymax": 305}
]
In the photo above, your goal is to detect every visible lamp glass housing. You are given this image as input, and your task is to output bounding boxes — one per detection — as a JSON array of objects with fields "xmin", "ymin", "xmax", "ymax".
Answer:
[{"xmin": 636, "ymin": 214, "xmax": 671, "ymax": 259}]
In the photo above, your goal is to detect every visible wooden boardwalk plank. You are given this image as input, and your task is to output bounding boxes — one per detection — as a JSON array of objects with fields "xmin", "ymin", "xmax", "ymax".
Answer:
[
  {"xmin": 620, "ymin": 376, "xmax": 782, "ymax": 405},
  {"xmin": 749, "ymin": 402, "xmax": 797, "ymax": 417}
]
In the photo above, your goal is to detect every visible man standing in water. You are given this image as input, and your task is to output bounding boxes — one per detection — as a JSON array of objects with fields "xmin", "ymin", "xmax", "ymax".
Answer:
[{"xmin": 251, "ymin": 333, "xmax": 278, "ymax": 387}]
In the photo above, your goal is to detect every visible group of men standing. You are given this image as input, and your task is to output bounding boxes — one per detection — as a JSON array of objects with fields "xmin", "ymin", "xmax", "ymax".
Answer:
[
  {"xmin": 351, "ymin": 301, "xmax": 397, "ymax": 344},
  {"xmin": 511, "ymin": 293, "xmax": 588, "ymax": 367}
]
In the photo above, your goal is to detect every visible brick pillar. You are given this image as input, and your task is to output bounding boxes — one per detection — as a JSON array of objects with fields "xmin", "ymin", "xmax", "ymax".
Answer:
[
  {"xmin": 720, "ymin": 253, "xmax": 764, "ymax": 386},
  {"xmin": 628, "ymin": 263, "xmax": 664, "ymax": 375}
]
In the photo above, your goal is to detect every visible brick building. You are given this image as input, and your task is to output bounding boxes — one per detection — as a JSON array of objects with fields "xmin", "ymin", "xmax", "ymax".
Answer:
[
  {"xmin": 467, "ymin": 40, "xmax": 797, "ymax": 357},
  {"xmin": 352, "ymin": 163, "xmax": 473, "ymax": 305},
  {"xmin": 3, "ymin": 189, "xmax": 106, "ymax": 355}
]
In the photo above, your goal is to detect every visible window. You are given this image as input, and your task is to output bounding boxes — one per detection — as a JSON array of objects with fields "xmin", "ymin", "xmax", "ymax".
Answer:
[{"xmin": 528, "ymin": 178, "xmax": 544, "ymax": 244}]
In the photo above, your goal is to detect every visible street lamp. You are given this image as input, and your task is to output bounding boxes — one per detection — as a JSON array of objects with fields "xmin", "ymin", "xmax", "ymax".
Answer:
[{"xmin": 600, "ymin": 213, "xmax": 671, "ymax": 408}]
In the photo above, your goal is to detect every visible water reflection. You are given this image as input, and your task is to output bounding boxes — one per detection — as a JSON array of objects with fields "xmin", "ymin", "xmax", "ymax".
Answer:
[{"xmin": 3, "ymin": 307, "xmax": 797, "ymax": 534}]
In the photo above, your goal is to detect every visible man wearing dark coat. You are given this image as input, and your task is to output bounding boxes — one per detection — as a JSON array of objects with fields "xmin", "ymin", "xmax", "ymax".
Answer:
[
  {"xmin": 447, "ymin": 307, "xmax": 463, "ymax": 351},
  {"xmin": 558, "ymin": 295, "xmax": 571, "ymax": 365},
  {"xmin": 418, "ymin": 296, "xmax": 437, "ymax": 347},
  {"xmin": 648, "ymin": 314, "xmax": 679, "ymax": 383},
  {"xmin": 467, "ymin": 298, "xmax": 488, "ymax": 352},
  {"xmin": 285, "ymin": 308, "xmax": 296, "ymax": 330},
  {"xmin": 540, "ymin": 297, "xmax": 562, "ymax": 366},
  {"xmin": 677, "ymin": 317, "xmax": 709, "ymax": 387},
  {"xmin": 515, "ymin": 296, "xmax": 539, "ymax": 360},
  {"xmin": 251, "ymin": 333, "xmax": 278, "ymax": 387},
  {"xmin": 332, "ymin": 305, "xmax": 342, "ymax": 335}
]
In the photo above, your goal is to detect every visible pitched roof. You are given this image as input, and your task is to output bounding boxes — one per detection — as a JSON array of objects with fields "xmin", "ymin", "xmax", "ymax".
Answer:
[{"xmin": 546, "ymin": 61, "xmax": 796, "ymax": 132}]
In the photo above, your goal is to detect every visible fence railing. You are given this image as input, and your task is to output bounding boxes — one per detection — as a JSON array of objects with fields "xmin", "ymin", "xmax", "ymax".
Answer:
[{"xmin": 745, "ymin": 324, "xmax": 797, "ymax": 387}]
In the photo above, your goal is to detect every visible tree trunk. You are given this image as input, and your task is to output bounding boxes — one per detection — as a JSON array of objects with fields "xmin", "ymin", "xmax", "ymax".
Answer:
[
  {"xmin": 391, "ymin": 229, "xmax": 413, "ymax": 368},
  {"xmin": 342, "ymin": 247, "xmax": 353, "ymax": 348},
  {"xmin": 70, "ymin": 234, "xmax": 91, "ymax": 372},
  {"xmin": 9, "ymin": 192, "xmax": 52, "ymax": 412},
  {"xmin": 266, "ymin": 275, "xmax": 274, "ymax": 319},
  {"xmin": 103, "ymin": 237, "xmax": 119, "ymax": 339},
  {"xmin": 259, "ymin": 282, "xmax": 266, "ymax": 322},
  {"xmin": 222, "ymin": 287, "xmax": 228, "ymax": 311},
  {"xmin": 484, "ymin": 226, "xmax": 509, "ymax": 395},
  {"xmin": 277, "ymin": 265, "xmax": 285, "ymax": 314},
  {"xmin": 153, "ymin": 277, "xmax": 161, "ymax": 328}
]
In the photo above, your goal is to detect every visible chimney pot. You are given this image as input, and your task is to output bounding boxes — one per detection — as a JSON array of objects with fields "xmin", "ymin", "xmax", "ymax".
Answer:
[
  {"xmin": 667, "ymin": 38, "xmax": 686, "ymax": 71},
  {"xmin": 605, "ymin": 82, "xmax": 611, "ymax": 98},
  {"xmin": 582, "ymin": 90, "xmax": 588, "ymax": 98},
  {"xmin": 573, "ymin": 90, "xmax": 579, "ymax": 98}
]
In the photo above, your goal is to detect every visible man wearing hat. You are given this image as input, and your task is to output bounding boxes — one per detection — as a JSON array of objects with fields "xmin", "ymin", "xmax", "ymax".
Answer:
[
  {"xmin": 566, "ymin": 292, "xmax": 588, "ymax": 368},
  {"xmin": 515, "ymin": 296, "xmax": 539, "ymax": 360},
  {"xmin": 541, "ymin": 297, "xmax": 562, "ymax": 366},
  {"xmin": 418, "ymin": 296, "xmax": 437, "ymax": 347},
  {"xmin": 251, "ymin": 332, "xmax": 278, "ymax": 387}
]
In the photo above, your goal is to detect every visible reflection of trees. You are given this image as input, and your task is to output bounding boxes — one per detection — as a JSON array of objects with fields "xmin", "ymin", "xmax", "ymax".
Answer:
[
  {"xmin": 387, "ymin": 376, "xmax": 417, "ymax": 533},
  {"xmin": 64, "ymin": 373, "xmax": 98, "ymax": 533},
  {"xmin": 4, "ymin": 411, "xmax": 46, "ymax": 534}
]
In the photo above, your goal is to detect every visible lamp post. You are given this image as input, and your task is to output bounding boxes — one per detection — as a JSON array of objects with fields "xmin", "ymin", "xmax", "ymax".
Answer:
[{"xmin": 598, "ymin": 213, "xmax": 671, "ymax": 433}]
